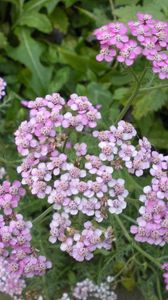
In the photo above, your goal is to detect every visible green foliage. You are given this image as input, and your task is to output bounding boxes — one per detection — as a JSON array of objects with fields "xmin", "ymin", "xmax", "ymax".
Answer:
[{"xmin": 0, "ymin": 0, "xmax": 168, "ymax": 299}]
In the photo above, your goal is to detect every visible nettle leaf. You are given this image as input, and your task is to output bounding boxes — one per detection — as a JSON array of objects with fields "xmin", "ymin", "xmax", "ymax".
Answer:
[
  {"xmin": 86, "ymin": 82, "xmax": 113, "ymax": 106},
  {"xmin": 114, "ymin": 5, "xmax": 142, "ymax": 22},
  {"xmin": 114, "ymin": 2, "xmax": 165, "ymax": 22},
  {"xmin": 19, "ymin": 12, "xmax": 52, "ymax": 33},
  {"xmin": 51, "ymin": 7, "xmax": 69, "ymax": 33},
  {"xmin": 6, "ymin": 28, "xmax": 53, "ymax": 95},
  {"xmin": 133, "ymin": 90, "xmax": 168, "ymax": 119}
]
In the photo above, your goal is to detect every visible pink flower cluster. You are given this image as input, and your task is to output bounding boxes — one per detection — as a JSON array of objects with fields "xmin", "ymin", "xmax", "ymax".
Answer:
[
  {"xmin": 130, "ymin": 151, "xmax": 168, "ymax": 246},
  {"xmin": 162, "ymin": 263, "xmax": 168, "ymax": 291},
  {"xmin": 49, "ymin": 216, "xmax": 113, "ymax": 262},
  {"xmin": 0, "ymin": 180, "xmax": 51, "ymax": 297},
  {"xmin": 0, "ymin": 77, "xmax": 6, "ymax": 100},
  {"xmin": 15, "ymin": 93, "xmax": 139, "ymax": 261},
  {"xmin": 94, "ymin": 13, "xmax": 168, "ymax": 79},
  {"xmin": 58, "ymin": 276, "xmax": 117, "ymax": 300},
  {"xmin": 0, "ymin": 256, "xmax": 25, "ymax": 299},
  {"xmin": 15, "ymin": 92, "xmax": 168, "ymax": 261}
]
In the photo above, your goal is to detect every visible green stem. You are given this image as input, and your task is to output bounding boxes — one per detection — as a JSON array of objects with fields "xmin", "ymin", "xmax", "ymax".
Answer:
[
  {"xmin": 114, "ymin": 215, "xmax": 161, "ymax": 269},
  {"xmin": 115, "ymin": 68, "xmax": 146, "ymax": 125},
  {"xmin": 32, "ymin": 206, "xmax": 53, "ymax": 225},
  {"xmin": 139, "ymin": 84, "xmax": 168, "ymax": 92},
  {"xmin": 114, "ymin": 253, "xmax": 138, "ymax": 280},
  {"xmin": 109, "ymin": 0, "xmax": 116, "ymax": 20},
  {"xmin": 122, "ymin": 213, "xmax": 137, "ymax": 224}
]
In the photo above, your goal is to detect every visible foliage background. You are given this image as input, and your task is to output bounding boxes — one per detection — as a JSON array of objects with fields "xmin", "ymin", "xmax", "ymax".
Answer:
[{"xmin": 0, "ymin": 0, "xmax": 168, "ymax": 299}]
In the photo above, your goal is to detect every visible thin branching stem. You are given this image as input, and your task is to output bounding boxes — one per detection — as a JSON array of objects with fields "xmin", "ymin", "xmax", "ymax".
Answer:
[
  {"xmin": 32, "ymin": 206, "xmax": 53, "ymax": 225},
  {"xmin": 115, "ymin": 68, "xmax": 147, "ymax": 124},
  {"xmin": 114, "ymin": 215, "xmax": 161, "ymax": 269}
]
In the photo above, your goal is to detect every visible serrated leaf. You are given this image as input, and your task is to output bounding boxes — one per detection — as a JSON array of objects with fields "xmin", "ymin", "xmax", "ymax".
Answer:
[
  {"xmin": 19, "ymin": 12, "xmax": 52, "ymax": 33},
  {"xmin": 6, "ymin": 28, "xmax": 53, "ymax": 94},
  {"xmin": 114, "ymin": 3, "xmax": 165, "ymax": 22},
  {"xmin": 133, "ymin": 90, "xmax": 168, "ymax": 119},
  {"xmin": 86, "ymin": 82, "xmax": 113, "ymax": 106},
  {"xmin": 51, "ymin": 7, "xmax": 69, "ymax": 33}
]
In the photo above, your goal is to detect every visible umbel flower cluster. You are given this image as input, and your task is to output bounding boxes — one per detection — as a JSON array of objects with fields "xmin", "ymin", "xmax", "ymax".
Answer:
[
  {"xmin": 0, "ymin": 77, "xmax": 6, "ymax": 100},
  {"xmin": 130, "ymin": 150, "xmax": 168, "ymax": 246},
  {"xmin": 58, "ymin": 276, "xmax": 117, "ymax": 300},
  {"xmin": 15, "ymin": 92, "xmax": 167, "ymax": 262},
  {"xmin": 0, "ymin": 180, "xmax": 52, "ymax": 298},
  {"xmin": 0, "ymin": 257, "xmax": 25, "ymax": 300},
  {"xmin": 94, "ymin": 13, "xmax": 168, "ymax": 79}
]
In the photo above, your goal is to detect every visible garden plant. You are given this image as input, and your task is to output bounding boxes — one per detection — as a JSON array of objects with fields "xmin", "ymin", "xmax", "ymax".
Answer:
[{"xmin": 0, "ymin": 1, "xmax": 168, "ymax": 300}]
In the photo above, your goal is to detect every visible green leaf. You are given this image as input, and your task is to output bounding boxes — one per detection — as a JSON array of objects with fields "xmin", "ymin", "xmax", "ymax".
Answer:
[
  {"xmin": 115, "ymin": 0, "xmax": 139, "ymax": 4},
  {"xmin": 45, "ymin": 0, "xmax": 60, "ymax": 13},
  {"xmin": 23, "ymin": 0, "xmax": 50, "ymax": 12},
  {"xmin": 121, "ymin": 276, "xmax": 136, "ymax": 291},
  {"xmin": 1, "ymin": 0, "xmax": 21, "ymax": 6},
  {"xmin": 0, "ymin": 32, "xmax": 8, "ymax": 49},
  {"xmin": 63, "ymin": 0, "xmax": 79, "ymax": 7},
  {"xmin": 113, "ymin": 87, "xmax": 129, "ymax": 100},
  {"xmin": 86, "ymin": 82, "xmax": 113, "ymax": 106},
  {"xmin": 19, "ymin": 12, "xmax": 52, "ymax": 33},
  {"xmin": 49, "ymin": 67, "xmax": 70, "ymax": 92},
  {"xmin": 6, "ymin": 28, "xmax": 53, "ymax": 94},
  {"xmin": 51, "ymin": 7, "xmax": 69, "ymax": 33},
  {"xmin": 58, "ymin": 48, "xmax": 107, "ymax": 73},
  {"xmin": 114, "ymin": 3, "xmax": 165, "ymax": 22},
  {"xmin": 133, "ymin": 90, "xmax": 168, "ymax": 119}
]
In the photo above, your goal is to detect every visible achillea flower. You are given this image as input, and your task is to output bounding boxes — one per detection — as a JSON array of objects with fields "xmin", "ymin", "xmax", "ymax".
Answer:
[
  {"xmin": 58, "ymin": 276, "xmax": 117, "ymax": 300},
  {"xmin": 130, "ymin": 151, "xmax": 168, "ymax": 246},
  {"xmin": 0, "ymin": 180, "xmax": 52, "ymax": 290},
  {"xmin": 15, "ymin": 92, "xmax": 167, "ymax": 260},
  {"xmin": 0, "ymin": 257, "xmax": 25, "ymax": 299},
  {"xmin": 94, "ymin": 13, "xmax": 168, "ymax": 79},
  {"xmin": 0, "ymin": 77, "xmax": 6, "ymax": 100}
]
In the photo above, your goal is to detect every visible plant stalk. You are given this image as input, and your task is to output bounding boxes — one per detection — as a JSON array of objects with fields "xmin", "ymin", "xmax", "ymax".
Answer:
[{"xmin": 114, "ymin": 215, "xmax": 161, "ymax": 269}]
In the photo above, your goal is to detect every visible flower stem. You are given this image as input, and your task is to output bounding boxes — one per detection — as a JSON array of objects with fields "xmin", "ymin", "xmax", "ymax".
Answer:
[
  {"xmin": 115, "ymin": 68, "xmax": 146, "ymax": 125},
  {"xmin": 139, "ymin": 84, "xmax": 168, "ymax": 92},
  {"xmin": 109, "ymin": 0, "xmax": 116, "ymax": 20},
  {"xmin": 114, "ymin": 215, "xmax": 161, "ymax": 269},
  {"xmin": 32, "ymin": 206, "xmax": 53, "ymax": 225}
]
